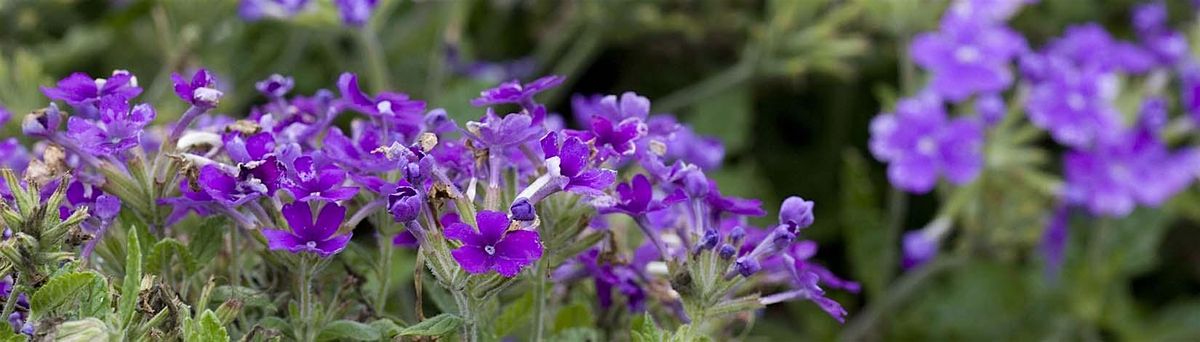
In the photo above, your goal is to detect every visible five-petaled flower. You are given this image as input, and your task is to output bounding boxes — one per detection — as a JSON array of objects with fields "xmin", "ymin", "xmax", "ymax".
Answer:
[
  {"xmin": 445, "ymin": 210, "xmax": 543, "ymax": 277},
  {"xmin": 261, "ymin": 201, "xmax": 353, "ymax": 257}
]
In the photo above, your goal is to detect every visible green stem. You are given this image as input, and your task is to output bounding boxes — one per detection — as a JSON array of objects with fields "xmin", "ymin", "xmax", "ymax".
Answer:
[
  {"xmin": 453, "ymin": 291, "xmax": 481, "ymax": 342},
  {"xmin": 359, "ymin": 28, "xmax": 392, "ymax": 91},
  {"xmin": 533, "ymin": 258, "xmax": 548, "ymax": 342},
  {"xmin": 1, "ymin": 276, "xmax": 19, "ymax": 325},
  {"xmin": 375, "ymin": 236, "xmax": 393, "ymax": 315},
  {"xmin": 297, "ymin": 256, "xmax": 317, "ymax": 342}
]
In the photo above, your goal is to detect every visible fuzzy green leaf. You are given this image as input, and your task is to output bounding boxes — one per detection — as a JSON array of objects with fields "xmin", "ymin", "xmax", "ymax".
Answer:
[
  {"xmin": 146, "ymin": 238, "xmax": 198, "ymax": 275},
  {"xmin": 494, "ymin": 290, "xmax": 535, "ymax": 337},
  {"xmin": 552, "ymin": 303, "xmax": 590, "ymax": 334},
  {"xmin": 318, "ymin": 320, "xmax": 382, "ymax": 341},
  {"xmin": 29, "ymin": 271, "xmax": 109, "ymax": 320},
  {"xmin": 183, "ymin": 310, "xmax": 228, "ymax": 342},
  {"xmin": 631, "ymin": 313, "xmax": 665, "ymax": 342},
  {"xmin": 118, "ymin": 228, "xmax": 142, "ymax": 327},
  {"xmin": 397, "ymin": 313, "xmax": 463, "ymax": 337}
]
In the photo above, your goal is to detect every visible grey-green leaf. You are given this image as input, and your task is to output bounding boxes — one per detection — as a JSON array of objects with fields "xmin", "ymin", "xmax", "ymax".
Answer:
[
  {"xmin": 397, "ymin": 313, "xmax": 463, "ymax": 337},
  {"xmin": 29, "ymin": 271, "xmax": 109, "ymax": 320},
  {"xmin": 119, "ymin": 228, "xmax": 142, "ymax": 327},
  {"xmin": 318, "ymin": 320, "xmax": 381, "ymax": 341}
]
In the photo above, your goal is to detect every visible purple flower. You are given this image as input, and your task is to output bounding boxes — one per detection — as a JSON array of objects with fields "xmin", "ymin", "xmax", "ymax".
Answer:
[
  {"xmin": 703, "ymin": 179, "xmax": 766, "ymax": 217},
  {"xmin": 239, "ymin": 0, "xmax": 310, "ymax": 21},
  {"xmin": 537, "ymin": 131, "xmax": 616, "ymax": 197},
  {"xmin": 66, "ymin": 97, "xmax": 156, "ymax": 156},
  {"xmin": 223, "ymin": 132, "xmax": 286, "ymax": 196},
  {"xmin": 779, "ymin": 196, "xmax": 814, "ymax": 232},
  {"xmin": 285, "ymin": 156, "xmax": 358, "ymax": 202},
  {"xmin": 337, "ymin": 73, "xmax": 425, "ymax": 138},
  {"xmin": 901, "ymin": 230, "xmax": 939, "ymax": 269},
  {"xmin": 600, "ymin": 174, "xmax": 685, "ymax": 217},
  {"xmin": 975, "ymin": 93, "xmax": 1005, "ymax": 125},
  {"xmin": 1040, "ymin": 206, "xmax": 1069, "ymax": 278},
  {"xmin": 256, "ymin": 74, "xmax": 295, "ymax": 99},
  {"xmin": 160, "ymin": 180, "xmax": 217, "ymax": 225},
  {"xmin": 1024, "ymin": 57, "xmax": 1121, "ymax": 148},
  {"xmin": 470, "ymin": 75, "xmax": 565, "ymax": 108},
  {"xmin": 0, "ymin": 105, "xmax": 9, "ymax": 126},
  {"xmin": 323, "ymin": 121, "xmax": 399, "ymax": 173},
  {"xmin": 41, "ymin": 70, "xmax": 142, "ymax": 119},
  {"xmin": 171, "ymin": 68, "xmax": 223, "ymax": 108},
  {"xmin": 1132, "ymin": 2, "xmax": 1189, "ymax": 66},
  {"xmin": 0, "ymin": 139, "xmax": 30, "ymax": 173},
  {"xmin": 1040, "ymin": 24, "xmax": 1156, "ymax": 74},
  {"xmin": 387, "ymin": 181, "xmax": 422, "ymax": 222},
  {"xmin": 870, "ymin": 93, "xmax": 983, "ymax": 193},
  {"xmin": 1183, "ymin": 65, "xmax": 1200, "ymax": 122},
  {"xmin": 333, "ymin": 0, "xmax": 377, "ymax": 27},
  {"xmin": 465, "ymin": 109, "xmax": 544, "ymax": 148},
  {"xmin": 261, "ymin": 201, "xmax": 352, "ymax": 257},
  {"xmin": 445, "ymin": 210, "xmax": 543, "ymax": 277},
  {"xmin": 1063, "ymin": 129, "xmax": 1200, "ymax": 216},
  {"xmin": 198, "ymin": 164, "xmax": 265, "ymax": 208},
  {"xmin": 910, "ymin": 17, "xmax": 1026, "ymax": 101},
  {"xmin": 665, "ymin": 125, "xmax": 725, "ymax": 170}
]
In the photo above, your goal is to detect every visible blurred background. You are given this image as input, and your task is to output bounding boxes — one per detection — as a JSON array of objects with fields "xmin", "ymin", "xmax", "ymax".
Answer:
[{"xmin": 3, "ymin": 0, "xmax": 1200, "ymax": 340}]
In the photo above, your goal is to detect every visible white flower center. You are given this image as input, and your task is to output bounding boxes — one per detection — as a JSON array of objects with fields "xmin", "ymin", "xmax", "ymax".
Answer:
[
  {"xmin": 917, "ymin": 137, "xmax": 938, "ymax": 155},
  {"xmin": 1067, "ymin": 93, "xmax": 1087, "ymax": 111},
  {"xmin": 306, "ymin": 241, "xmax": 317, "ymax": 248},
  {"xmin": 954, "ymin": 46, "xmax": 981, "ymax": 64},
  {"xmin": 377, "ymin": 101, "xmax": 394, "ymax": 115},
  {"xmin": 484, "ymin": 245, "xmax": 496, "ymax": 255}
]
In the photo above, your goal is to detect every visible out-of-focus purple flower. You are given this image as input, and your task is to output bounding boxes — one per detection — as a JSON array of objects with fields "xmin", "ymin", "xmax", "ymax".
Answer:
[
  {"xmin": 944, "ymin": 0, "xmax": 1036, "ymax": 23},
  {"xmin": 1132, "ymin": 2, "xmax": 1189, "ymax": 66},
  {"xmin": 975, "ymin": 93, "xmax": 1006, "ymax": 126},
  {"xmin": 779, "ymin": 196, "xmax": 814, "ymax": 232},
  {"xmin": 910, "ymin": 17, "xmax": 1026, "ymax": 101},
  {"xmin": 334, "ymin": 0, "xmax": 377, "ymax": 27},
  {"xmin": 445, "ymin": 210, "xmax": 543, "ymax": 277},
  {"xmin": 665, "ymin": 125, "xmax": 725, "ymax": 170},
  {"xmin": 261, "ymin": 201, "xmax": 352, "ymax": 257},
  {"xmin": 0, "ymin": 105, "xmax": 9, "ymax": 126},
  {"xmin": 337, "ymin": 73, "xmax": 425, "ymax": 138},
  {"xmin": 1138, "ymin": 97, "xmax": 1168, "ymax": 133},
  {"xmin": 171, "ymin": 69, "xmax": 223, "ymax": 108},
  {"xmin": 239, "ymin": 0, "xmax": 310, "ymax": 21},
  {"xmin": 256, "ymin": 74, "xmax": 295, "ymax": 99},
  {"xmin": 1040, "ymin": 24, "xmax": 1156, "ymax": 74},
  {"xmin": 902, "ymin": 218, "xmax": 950, "ymax": 269},
  {"xmin": 66, "ymin": 97, "xmax": 156, "ymax": 156},
  {"xmin": 0, "ymin": 139, "xmax": 30, "ymax": 173},
  {"xmin": 870, "ymin": 93, "xmax": 983, "ymax": 193},
  {"xmin": 470, "ymin": 75, "xmax": 564, "ymax": 108},
  {"xmin": 285, "ymin": 156, "xmax": 358, "ymax": 202},
  {"xmin": 1063, "ymin": 129, "xmax": 1200, "ymax": 217},
  {"xmin": 41, "ymin": 70, "xmax": 142, "ymax": 119},
  {"xmin": 600, "ymin": 174, "xmax": 685, "ymax": 217},
  {"xmin": 466, "ymin": 109, "xmax": 544, "ymax": 148},
  {"xmin": 1024, "ymin": 57, "xmax": 1121, "ymax": 148},
  {"xmin": 1040, "ymin": 206, "xmax": 1069, "ymax": 278},
  {"xmin": 1183, "ymin": 65, "xmax": 1200, "ymax": 123}
]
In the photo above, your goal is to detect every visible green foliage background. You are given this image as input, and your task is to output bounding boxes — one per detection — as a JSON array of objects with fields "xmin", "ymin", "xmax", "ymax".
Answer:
[{"xmin": 2, "ymin": 0, "xmax": 1200, "ymax": 340}]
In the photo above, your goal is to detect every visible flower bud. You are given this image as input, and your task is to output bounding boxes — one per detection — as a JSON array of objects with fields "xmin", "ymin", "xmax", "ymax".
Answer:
[
  {"xmin": 698, "ymin": 229, "xmax": 719, "ymax": 251},
  {"xmin": 729, "ymin": 226, "xmax": 746, "ymax": 244},
  {"xmin": 255, "ymin": 74, "xmax": 294, "ymax": 99},
  {"xmin": 718, "ymin": 244, "xmax": 736, "ymax": 260},
  {"xmin": 735, "ymin": 258, "xmax": 761, "ymax": 277},
  {"xmin": 779, "ymin": 196, "xmax": 814, "ymax": 232},
  {"xmin": 509, "ymin": 198, "xmax": 536, "ymax": 221},
  {"xmin": 387, "ymin": 186, "xmax": 422, "ymax": 222},
  {"xmin": 22, "ymin": 105, "xmax": 62, "ymax": 137},
  {"xmin": 682, "ymin": 169, "xmax": 710, "ymax": 199}
]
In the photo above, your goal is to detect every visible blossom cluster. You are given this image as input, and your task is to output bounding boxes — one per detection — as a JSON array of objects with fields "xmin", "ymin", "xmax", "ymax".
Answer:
[
  {"xmin": 0, "ymin": 60, "xmax": 853, "ymax": 335},
  {"xmin": 871, "ymin": 0, "xmax": 1200, "ymax": 268}
]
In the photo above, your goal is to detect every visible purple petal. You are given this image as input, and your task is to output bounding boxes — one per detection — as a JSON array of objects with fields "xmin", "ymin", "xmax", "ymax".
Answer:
[
  {"xmin": 312, "ymin": 203, "xmax": 346, "ymax": 241},
  {"xmin": 474, "ymin": 210, "xmax": 511, "ymax": 245},
  {"xmin": 444, "ymin": 222, "xmax": 485, "ymax": 247},
  {"xmin": 313, "ymin": 234, "xmax": 352, "ymax": 257},
  {"xmin": 281, "ymin": 201, "xmax": 314, "ymax": 234},
  {"xmin": 262, "ymin": 229, "xmax": 304, "ymax": 251},
  {"xmin": 451, "ymin": 246, "xmax": 492, "ymax": 274}
]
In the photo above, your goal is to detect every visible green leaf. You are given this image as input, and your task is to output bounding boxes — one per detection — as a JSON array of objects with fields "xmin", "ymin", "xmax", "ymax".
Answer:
[
  {"xmin": 552, "ymin": 303, "xmax": 590, "ymax": 334},
  {"xmin": 146, "ymin": 238, "xmax": 198, "ymax": 275},
  {"xmin": 369, "ymin": 319, "xmax": 403, "ymax": 339},
  {"xmin": 689, "ymin": 87, "xmax": 752, "ymax": 153},
  {"xmin": 631, "ymin": 313, "xmax": 665, "ymax": 342},
  {"xmin": 119, "ymin": 228, "xmax": 142, "ymax": 327},
  {"xmin": 188, "ymin": 216, "xmax": 226, "ymax": 263},
  {"xmin": 555, "ymin": 327, "xmax": 601, "ymax": 342},
  {"xmin": 183, "ymin": 310, "xmax": 229, "ymax": 342},
  {"xmin": 49, "ymin": 318, "xmax": 112, "ymax": 342},
  {"xmin": 317, "ymin": 320, "xmax": 382, "ymax": 341},
  {"xmin": 256, "ymin": 316, "xmax": 290, "ymax": 331},
  {"xmin": 840, "ymin": 149, "xmax": 892, "ymax": 298},
  {"xmin": 30, "ymin": 271, "xmax": 109, "ymax": 320},
  {"xmin": 210, "ymin": 285, "xmax": 273, "ymax": 312},
  {"xmin": 493, "ymin": 290, "xmax": 535, "ymax": 337},
  {"xmin": 397, "ymin": 313, "xmax": 462, "ymax": 337}
]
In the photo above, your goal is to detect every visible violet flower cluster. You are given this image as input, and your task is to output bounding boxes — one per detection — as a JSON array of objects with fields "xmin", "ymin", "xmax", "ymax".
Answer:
[
  {"xmin": 0, "ymin": 59, "xmax": 854, "ymax": 337},
  {"xmin": 873, "ymin": 0, "xmax": 1200, "ymax": 270},
  {"xmin": 240, "ymin": 0, "xmax": 377, "ymax": 27}
]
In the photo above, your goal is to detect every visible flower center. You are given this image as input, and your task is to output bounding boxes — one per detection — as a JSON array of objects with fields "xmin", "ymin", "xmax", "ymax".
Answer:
[
  {"xmin": 306, "ymin": 241, "xmax": 317, "ymax": 248},
  {"xmin": 1067, "ymin": 93, "xmax": 1087, "ymax": 111},
  {"xmin": 484, "ymin": 245, "xmax": 496, "ymax": 255},
  {"xmin": 954, "ymin": 46, "xmax": 981, "ymax": 64},
  {"xmin": 917, "ymin": 137, "xmax": 938, "ymax": 156}
]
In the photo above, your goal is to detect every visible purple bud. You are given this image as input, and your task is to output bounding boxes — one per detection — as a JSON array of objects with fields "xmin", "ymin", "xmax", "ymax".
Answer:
[
  {"xmin": 729, "ymin": 226, "xmax": 746, "ymax": 244},
  {"xmin": 779, "ymin": 196, "xmax": 815, "ymax": 232},
  {"xmin": 902, "ymin": 230, "xmax": 939, "ymax": 269},
  {"xmin": 735, "ymin": 258, "xmax": 761, "ymax": 277},
  {"xmin": 22, "ymin": 105, "xmax": 62, "ymax": 137},
  {"xmin": 698, "ymin": 229, "xmax": 719, "ymax": 250},
  {"xmin": 94, "ymin": 195, "xmax": 122, "ymax": 220},
  {"xmin": 255, "ymin": 74, "xmax": 294, "ymax": 99},
  {"xmin": 682, "ymin": 169, "xmax": 709, "ymax": 199},
  {"xmin": 388, "ymin": 186, "xmax": 423, "ymax": 222},
  {"xmin": 509, "ymin": 198, "xmax": 536, "ymax": 221},
  {"xmin": 718, "ymin": 244, "xmax": 736, "ymax": 260},
  {"xmin": 770, "ymin": 226, "xmax": 796, "ymax": 251}
]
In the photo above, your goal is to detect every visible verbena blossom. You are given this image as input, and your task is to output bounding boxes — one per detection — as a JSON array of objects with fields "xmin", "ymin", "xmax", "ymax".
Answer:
[
  {"xmin": 337, "ymin": 73, "xmax": 426, "ymax": 138},
  {"xmin": 238, "ymin": 0, "xmax": 310, "ymax": 21},
  {"xmin": 869, "ymin": 93, "xmax": 983, "ymax": 193},
  {"xmin": 1062, "ymin": 128, "xmax": 1200, "ymax": 217},
  {"xmin": 66, "ymin": 97, "xmax": 156, "ymax": 156},
  {"xmin": 261, "ymin": 201, "xmax": 352, "ymax": 257},
  {"xmin": 40, "ymin": 70, "xmax": 141, "ymax": 119},
  {"xmin": 910, "ymin": 9, "xmax": 1026, "ymax": 101},
  {"xmin": 470, "ymin": 75, "xmax": 564, "ymax": 108},
  {"xmin": 171, "ymin": 68, "xmax": 223, "ymax": 108},
  {"xmin": 334, "ymin": 0, "xmax": 378, "ymax": 27},
  {"xmin": 284, "ymin": 156, "xmax": 359, "ymax": 202},
  {"xmin": 446, "ymin": 210, "xmax": 543, "ymax": 277}
]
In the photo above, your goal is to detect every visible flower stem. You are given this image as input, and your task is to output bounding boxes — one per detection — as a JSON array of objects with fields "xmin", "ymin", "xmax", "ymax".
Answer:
[
  {"xmin": 359, "ymin": 28, "xmax": 392, "ymax": 91},
  {"xmin": 374, "ymin": 235, "xmax": 393, "ymax": 315},
  {"xmin": 297, "ymin": 256, "xmax": 317, "ymax": 342},
  {"xmin": 532, "ymin": 257, "xmax": 548, "ymax": 342}
]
